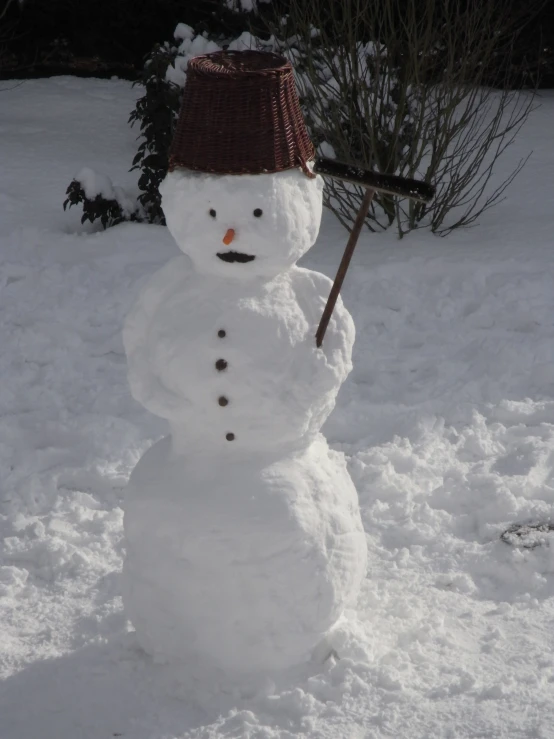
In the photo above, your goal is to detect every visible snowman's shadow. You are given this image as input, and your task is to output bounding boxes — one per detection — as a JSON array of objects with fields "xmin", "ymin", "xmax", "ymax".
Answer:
[
  {"xmin": 0, "ymin": 633, "xmax": 210, "ymax": 739},
  {"xmin": 0, "ymin": 623, "xmax": 343, "ymax": 739}
]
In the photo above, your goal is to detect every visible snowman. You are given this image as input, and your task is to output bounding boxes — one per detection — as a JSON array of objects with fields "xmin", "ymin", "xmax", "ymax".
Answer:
[{"xmin": 122, "ymin": 50, "xmax": 368, "ymax": 696}]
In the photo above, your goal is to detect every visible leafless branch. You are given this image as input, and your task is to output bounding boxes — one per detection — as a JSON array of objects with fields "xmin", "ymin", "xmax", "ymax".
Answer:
[
  {"xmin": 0, "ymin": 0, "xmax": 16, "ymax": 23},
  {"xmin": 275, "ymin": 0, "xmax": 540, "ymax": 236}
]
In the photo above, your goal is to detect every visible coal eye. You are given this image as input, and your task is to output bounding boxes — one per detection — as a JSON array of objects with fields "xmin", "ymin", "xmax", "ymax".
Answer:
[
  {"xmin": 209, "ymin": 209, "xmax": 216, "ymax": 218},
  {"xmin": 253, "ymin": 208, "xmax": 263, "ymax": 218}
]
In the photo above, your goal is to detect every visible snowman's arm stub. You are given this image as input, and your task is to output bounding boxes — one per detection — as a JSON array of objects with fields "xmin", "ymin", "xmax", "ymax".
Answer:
[
  {"xmin": 288, "ymin": 268, "xmax": 355, "ymax": 428},
  {"xmin": 127, "ymin": 353, "xmax": 187, "ymax": 420},
  {"xmin": 293, "ymin": 267, "xmax": 355, "ymax": 366},
  {"xmin": 123, "ymin": 256, "xmax": 191, "ymax": 419},
  {"xmin": 123, "ymin": 256, "xmax": 190, "ymax": 357}
]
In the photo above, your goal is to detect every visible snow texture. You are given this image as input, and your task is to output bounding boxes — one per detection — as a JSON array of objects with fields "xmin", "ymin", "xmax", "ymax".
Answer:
[
  {"xmin": 0, "ymin": 77, "xmax": 554, "ymax": 738},
  {"xmin": 76, "ymin": 166, "xmax": 118, "ymax": 201},
  {"xmin": 123, "ymin": 167, "xmax": 367, "ymax": 691}
]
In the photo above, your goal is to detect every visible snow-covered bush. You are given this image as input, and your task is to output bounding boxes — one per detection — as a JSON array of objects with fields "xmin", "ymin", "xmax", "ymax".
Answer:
[
  {"xmin": 127, "ymin": 25, "xmax": 267, "ymax": 225},
  {"xmin": 63, "ymin": 8, "xmax": 259, "ymax": 227},
  {"xmin": 118, "ymin": 17, "xmax": 420, "ymax": 234},
  {"xmin": 128, "ymin": 39, "xmax": 184, "ymax": 224},
  {"xmin": 63, "ymin": 167, "xmax": 142, "ymax": 228},
  {"xmin": 65, "ymin": 0, "xmax": 539, "ymax": 236}
]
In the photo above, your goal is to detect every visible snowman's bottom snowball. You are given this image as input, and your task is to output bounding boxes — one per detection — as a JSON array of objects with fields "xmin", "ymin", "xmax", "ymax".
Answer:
[{"xmin": 122, "ymin": 435, "xmax": 367, "ymax": 682}]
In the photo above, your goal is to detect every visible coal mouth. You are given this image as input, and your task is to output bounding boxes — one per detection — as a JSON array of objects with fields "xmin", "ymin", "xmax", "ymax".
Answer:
[{"xmin": 217, "ymin": 251, "xmax": 256, "ymax": 264}]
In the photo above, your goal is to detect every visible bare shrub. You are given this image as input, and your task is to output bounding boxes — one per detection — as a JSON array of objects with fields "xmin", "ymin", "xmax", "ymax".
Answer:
[{"xmin": 278, "ymin": 0, "xmax": 541, "ymax": 236}]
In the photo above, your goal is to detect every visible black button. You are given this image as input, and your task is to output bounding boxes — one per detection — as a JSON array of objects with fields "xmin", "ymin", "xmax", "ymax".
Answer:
[
  {"xmin": 218, "ymin": 329, "xmax": 226, "ymax": 338},
  {"xmin": 226, "ymin": 432, "xmax": 235, "ymax": 441},
  {"xmin": 215, "ymin": 359, "xmax": 227, "ymax": 371},
  {"xmin": 218, "ymin": 396, "xmax": 229, "ymax": 407}
]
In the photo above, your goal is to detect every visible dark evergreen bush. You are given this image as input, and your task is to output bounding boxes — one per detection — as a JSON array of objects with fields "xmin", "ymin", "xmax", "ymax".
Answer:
[
  {"xmin": 62, "ymin": 36, "xmax": 182, "ymax": 228},
  {"xmin": 3, "ymin": 0, "xmax": 552, "ymax": 85},
  {"xmin": 1, "ymin": 0, "xmax": 253, "ymax": 77},
  {"xmin": 128, "ymin": 43, "xmax": 182, "ymax": 224},
  {"xmin": 62, "ymin": 7, "xmax": 256, "ymax": 228}
]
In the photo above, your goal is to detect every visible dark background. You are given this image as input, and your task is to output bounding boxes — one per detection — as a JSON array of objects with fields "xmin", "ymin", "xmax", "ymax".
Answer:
[
  {"xmin": 0, "ymin": 0, "xmax": 252, "ymax": 78},
  {"xmin": 1, "ymin": 0, "xmax": 553, "ymax": 87}
]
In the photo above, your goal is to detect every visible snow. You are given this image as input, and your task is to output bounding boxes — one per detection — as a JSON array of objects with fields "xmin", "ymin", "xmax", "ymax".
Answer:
[
  {"xmin": 174, "ymin": 23, "xmax": 195, "ymax": 42},
  {"xmin": 75, "ymin": 166, "xmax": 118, "ymax": 201},
  {"xmin": 165, "ymin": 26, "xmax": 275, "ymax": 87},
  {"xmin": 167, "ymin": 35, "xmax": 222, "ymax": 87},
  {"xmin": 0, "ymin": 76, "xmax": 554, "ymax": 738},
  {"xmin": 122, "ymin": 166, "xmax": 366, "ymax": 692}
]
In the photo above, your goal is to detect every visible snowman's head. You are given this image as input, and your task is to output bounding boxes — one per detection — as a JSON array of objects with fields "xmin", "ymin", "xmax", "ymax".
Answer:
[{"xmin": 159, "ymin": 167, "xmax": 323, "ymax": 279}]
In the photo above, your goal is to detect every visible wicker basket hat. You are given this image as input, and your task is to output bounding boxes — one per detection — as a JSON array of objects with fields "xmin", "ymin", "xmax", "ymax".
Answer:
[{"xmin": 168, "ymin": 50, "xmax": 316, "ymax": 178}]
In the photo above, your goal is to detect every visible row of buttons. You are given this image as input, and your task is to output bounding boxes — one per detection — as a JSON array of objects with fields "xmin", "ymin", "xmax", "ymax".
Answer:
[{"xmin": 216, "ymin": 329, "xmax": 233, "ymax": 441}]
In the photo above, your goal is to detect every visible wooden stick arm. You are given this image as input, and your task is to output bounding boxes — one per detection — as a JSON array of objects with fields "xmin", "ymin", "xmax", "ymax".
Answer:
[
  {"xmin": 314, "ymin": 161, "xmax": 435, "ymax": 347},
  {"xmin": 315, "ymin": 188, "xmax": 376, "ymax": 347}
]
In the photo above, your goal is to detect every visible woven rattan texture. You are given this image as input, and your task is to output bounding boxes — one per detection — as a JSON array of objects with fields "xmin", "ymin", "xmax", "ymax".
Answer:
[{"xmin": 168, "ymin": 50, "xmax": 316, "ymax": 177}]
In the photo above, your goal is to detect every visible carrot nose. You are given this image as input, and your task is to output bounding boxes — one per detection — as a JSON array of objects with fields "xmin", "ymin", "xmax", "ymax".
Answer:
[{"xmin": 222, "ymin": 228, "xmax": 235, "ymax": 246}]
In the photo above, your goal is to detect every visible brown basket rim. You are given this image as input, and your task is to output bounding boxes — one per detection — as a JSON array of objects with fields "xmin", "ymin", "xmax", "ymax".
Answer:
[
  {"xmin": 188, "ymin": 50, "xmax": 291, "ymax": 77},
  {"xmin": 169, "ymin": 161, "xmax": 316, "ymax": 176}
]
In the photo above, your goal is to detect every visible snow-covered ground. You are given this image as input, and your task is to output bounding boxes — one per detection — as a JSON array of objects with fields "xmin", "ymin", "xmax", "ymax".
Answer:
[{"xmin": 1, "ymin": 76, "xmax": 554, "ymax": 738}]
